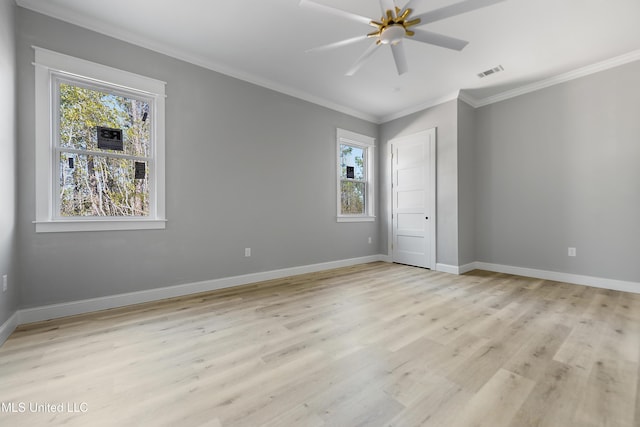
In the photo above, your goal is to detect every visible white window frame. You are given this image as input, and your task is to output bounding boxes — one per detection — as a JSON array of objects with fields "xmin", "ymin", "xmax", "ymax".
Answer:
[
  {"xmin": 336, "ymin": 128, "xmax": 375, "ymax": 222},
  {"xmin": 33, "ymin": 47, "xmax": 166, "ymax": 232}
]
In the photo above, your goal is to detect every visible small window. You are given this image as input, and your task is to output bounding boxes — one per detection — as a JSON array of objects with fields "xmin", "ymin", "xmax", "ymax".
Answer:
[
  {"xmin": 34, "ymin": 47, "xmax": 166, "ymax": 232},
  {"xmin": 337, "ymin": 129, "xmax": 375, "ymax": 222}
]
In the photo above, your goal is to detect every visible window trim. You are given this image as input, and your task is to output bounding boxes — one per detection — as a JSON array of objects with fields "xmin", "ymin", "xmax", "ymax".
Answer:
[
  {"xmin": 336, "ymin": 128, "xmax": 375, "ymax": 222},
  {"xmin": 33, "ymin": 47, "xmax": 167, "ymax": 232}
]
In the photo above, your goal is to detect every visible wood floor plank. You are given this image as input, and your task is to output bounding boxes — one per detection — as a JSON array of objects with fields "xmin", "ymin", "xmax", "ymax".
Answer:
[
  {"xmin": 451, "ymin": 368, "xmax": 536, "ymax": 427},
  {"xmin": 261, "ymin": 403, "xmax": 325, "ymax": 427},
  {"xmin": 503, "ymin": 322, "xmax": 572, "ymax": 381},
  {"xmin": 0, "ymin": 262, "xmax": 638, "ymax": 426},
  {"xmin": 573, "ymin": 358, "xmax": 637, "ymax": 427},
  {"xmin": 510, "ymin": 360, "xmax": 588, "ymax": 426},
  {"xmin": 385, "ymin": 372, "xmax": 471, "ymax": 427},
  {"xmin": 636, "ymin": 358, "xmax": 640, "ymax": 427}
]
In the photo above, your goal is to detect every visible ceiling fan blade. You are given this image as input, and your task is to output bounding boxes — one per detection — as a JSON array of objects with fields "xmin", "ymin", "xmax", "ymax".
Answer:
[
  {"xmin": 390, "ymin": 42, "xmax": 408, "ymax": 75},
  {"xmin": 413, "ymin": 0, "xmax": 506, "ymax": 26},
  {"xmin": 299, "ymin": 0, "xmax": 372, "ymax": 26},
  {"xmin": 379, "ymin": 0, "xmax": 397, "ymax": 15},
  {"xmin": 402, "ymin": 0, "xmax": 418, "ymax": 10},
  {"xmin": 346, "ymin": 42, "xmax": 381, "ymax": 76},
  {"xmin": 402, "ymin": 0, "xmax": 416, "ymax": 11},
  {"xmin": 411, "ymin": 28, "xmax": 469, "ymax": 51},
  {"xmin": 306, "ymin": 35, "xmax": 369, "ymax": 53}
]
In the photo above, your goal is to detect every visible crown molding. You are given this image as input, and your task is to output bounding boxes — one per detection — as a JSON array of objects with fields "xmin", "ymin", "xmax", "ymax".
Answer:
[
  {"xmin": 457, "ymin": 91, "xmax": 480, "ymax": 108},
  {"xmin": 379, "ymin": 91, "xmax": 460, "ymax": 123},
  {"xmin": 473, "ymin": 49, "xmax": 640, "ymax": 107},
  {"xmin": 16, "ymin": 0, "xmax": 640, "ymax": 123},
  {"xmin": 16, "ymin": 0, "xmax": 378, "ymax": 124},
  {"xmin": 381, "ymin": 49, "xmax": 640, "ymax": 121}
]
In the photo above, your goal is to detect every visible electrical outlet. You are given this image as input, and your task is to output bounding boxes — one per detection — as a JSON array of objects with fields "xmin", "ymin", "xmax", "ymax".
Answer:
[
  {"xmin": 568, "ymin": 247, "xmax": 576, "ymax": 257},
  {"xmin": 368, "ymin": 237, "xmax": 372, "ymax": 244},
  {"xmin": 245, "ymin": 248, "xmax": 251, "ymax": 257},
  {"xmin": 2, "ymin": 275, "xmax": 7, "ymax": 292}
]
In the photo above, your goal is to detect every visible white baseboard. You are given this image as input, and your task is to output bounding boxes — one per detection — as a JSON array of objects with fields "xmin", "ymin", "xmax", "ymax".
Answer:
[
  {"xmin": 435, "ymin": 263, "xmax": 461, "ymax": 274},
  {"xmin": 0, "ymin": 311, "xmax": 19, "ymax": 347},
  {"xmin": 471, "ymin": 262, "xmax": 640, "ymax": 295},
  {"xmin": 433, "ymin": 260, "xmax": 639, "ymax": 295},
  {"xmin": 17, "ymin": 255, "xmax": 386, "ymax": 326},
  {"xmin": 6, "ymin": 255, "xmax": 637, "ymax": 347},
  {"xmin": 458, "ymin": 263, "xmax": 477, "ymax": 274},
  {"xmin": 379, "ymin": 254, "xmax": 393, "ymax": 263},
  {"xmin": 435, "ymin": 263, "xmax": 478, "ymax": 275}
]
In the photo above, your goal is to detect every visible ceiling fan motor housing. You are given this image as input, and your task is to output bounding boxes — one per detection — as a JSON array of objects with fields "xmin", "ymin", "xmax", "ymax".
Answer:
[{"xmin": 379, "ymin": 24, "xmax": 406, "ymax": 45}]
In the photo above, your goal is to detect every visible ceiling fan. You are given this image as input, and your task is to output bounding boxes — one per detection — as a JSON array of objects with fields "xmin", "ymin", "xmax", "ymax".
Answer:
[{"xmin": 300, "ymin": 0, "xmax": 506, "ymax": 75}]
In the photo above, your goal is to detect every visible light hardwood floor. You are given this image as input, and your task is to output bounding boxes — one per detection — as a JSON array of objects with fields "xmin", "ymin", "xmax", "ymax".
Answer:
[{"xmin": 0, "ymin": 262, "xmax": 639, "ymax": 426}]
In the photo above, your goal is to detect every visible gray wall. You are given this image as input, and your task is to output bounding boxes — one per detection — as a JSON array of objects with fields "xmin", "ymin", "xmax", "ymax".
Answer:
[
  {"xmin": 12, "ymin": 5, "xmax": 640, "ymax": 314},
  {"xmin": 379, "ymin": 100, "xmax": 460, "ymax": 267},
  {"xmin": 457, "ymin": 100, "xmax": 476, "ymax": 266},
  {"xmin": 16, "ymin": 8, "xmax": 378, "ymax": 308},
  {"xmin": 0, "ymin": 0, "xmax": 18, "ymax": 325},
  {"xmin": 475, "ymin": 60, "xmax": 640, "ymax": 282}
]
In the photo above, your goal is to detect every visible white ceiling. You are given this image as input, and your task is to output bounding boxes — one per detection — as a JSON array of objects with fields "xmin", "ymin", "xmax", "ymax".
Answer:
[{"xmin": 16, "ymin": 0, "xmax": 640, "ymax": 123}]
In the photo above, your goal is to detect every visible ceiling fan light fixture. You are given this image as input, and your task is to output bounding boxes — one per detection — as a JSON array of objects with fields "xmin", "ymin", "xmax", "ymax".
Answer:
[
  {"xmin": 301, "ymin": 0, "xmax": 503, "ymax": 76},
  {"xmin": 379, "ymin": 24, "xmax": 406, "ymax": 45}
]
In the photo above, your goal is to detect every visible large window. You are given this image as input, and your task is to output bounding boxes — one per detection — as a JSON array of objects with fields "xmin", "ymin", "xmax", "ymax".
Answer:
[
  {"xmin": 337, "ymin": 128, "xmax": 375, "ymax": 222},
  {"xmin": 34, "ymin": 47, "xmax": 166, "ymax": 232}
]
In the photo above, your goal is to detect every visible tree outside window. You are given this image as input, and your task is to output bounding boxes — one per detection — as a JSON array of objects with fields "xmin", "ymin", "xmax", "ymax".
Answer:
[
  {"xmin": 57, "ymin": 81, "xmax": 151, "ymax": 218},
  {"xmin": 339, "ymin": 144, "xmax": 366, "ymax": 215},
  {"xmin": 336, "ymin": 129, "xmax": 375, "ymax": 222}
]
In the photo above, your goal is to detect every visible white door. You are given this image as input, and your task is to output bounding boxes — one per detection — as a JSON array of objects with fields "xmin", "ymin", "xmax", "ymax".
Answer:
[{"xmin": 391, "ymin": 129, "xmax": 436, "ymax": 269}]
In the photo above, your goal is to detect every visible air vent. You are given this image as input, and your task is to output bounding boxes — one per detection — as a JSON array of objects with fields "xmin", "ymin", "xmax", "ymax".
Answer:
[{"xmin": 477, "ymin": 65, "xmax": 504, "ymax": 79}]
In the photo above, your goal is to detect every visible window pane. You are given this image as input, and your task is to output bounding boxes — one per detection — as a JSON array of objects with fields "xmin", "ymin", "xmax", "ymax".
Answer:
[
  {"xmin": 340, "ymin": 144, "xmax": 365, "ymax": 180},
  {"xmin": 340, "ymin": 181, "xmax": 366, "ymax": 215},
  {"xmin": 59, "ymin": 153, "xmax": 149, "ymax": 217},
  {"xmin": 59, "ymin": 82, "xmax": 150, "ymax": 157}
]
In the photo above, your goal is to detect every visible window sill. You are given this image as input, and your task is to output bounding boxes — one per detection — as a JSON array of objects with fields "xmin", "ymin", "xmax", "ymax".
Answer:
[
  {"xmin": 34, "ymin": 219, "xmax": 167, "ymax": 233},
  {"xmin": 337, "ymin": 216, "xmax": 376, "ymax": 223}
]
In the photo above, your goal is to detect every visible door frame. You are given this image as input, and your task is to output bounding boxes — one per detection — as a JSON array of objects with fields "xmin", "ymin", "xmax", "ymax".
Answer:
[{"xmin": 387, "ymin": 128, "xmax": 437, "ymax": 268}]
